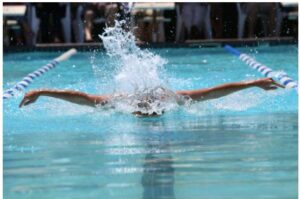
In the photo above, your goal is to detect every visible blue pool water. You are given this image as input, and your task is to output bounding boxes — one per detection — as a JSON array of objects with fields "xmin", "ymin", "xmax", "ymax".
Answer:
[{"xmin": 3, "ymin": 45, "xmax": 298, "ymax": 199}]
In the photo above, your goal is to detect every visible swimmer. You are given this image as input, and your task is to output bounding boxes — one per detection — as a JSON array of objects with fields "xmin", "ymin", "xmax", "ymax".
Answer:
[{"xmin": 19, "ymin": 78, "xmax": 284, "ymax": 116}]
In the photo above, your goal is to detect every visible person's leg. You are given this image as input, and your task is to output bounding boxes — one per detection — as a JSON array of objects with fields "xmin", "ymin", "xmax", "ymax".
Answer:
[
  {"xmin": 40, "ymin": 12, "xmax": 51, "ymax": 42},
  {"xmin": 21, "ymin": 20, "xmax": 34, "ymax": 46},
  {"xmin": 84, "ymin": 9, "xmax": 94, "ymax": 42},
  {"xmin": 105, "ymin": 3, "xmax": 118, "ymax": 27},
  {"xmin": 267, "ymin": 4, "xmax": 277, "ymax": 37},
  {"xmin": 181, "ymin": 3, "xmax": 193, "ymax": 39},
  {"xmin": 247, "ymin": 4, "xmax": 259, "ymax": 38}
]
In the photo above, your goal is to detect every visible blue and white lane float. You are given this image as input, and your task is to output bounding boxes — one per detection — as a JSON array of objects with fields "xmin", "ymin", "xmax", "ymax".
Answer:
[
  {"xmin": 224, "ymin": 44, "xmax": 298, "ymax": 92},
  {"xmin": 3, "ymin": 48, "xmax": 77, "ymax": 99}
]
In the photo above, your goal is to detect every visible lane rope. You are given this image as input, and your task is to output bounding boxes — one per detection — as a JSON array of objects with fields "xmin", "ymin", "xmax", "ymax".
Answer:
[
  {"xmin": 224, "ymin": 44, "xmax": 298, "ymax": 92},
  {"xmin": 3, "ymin": 48, "xmax": 77, "ymax": 99}
]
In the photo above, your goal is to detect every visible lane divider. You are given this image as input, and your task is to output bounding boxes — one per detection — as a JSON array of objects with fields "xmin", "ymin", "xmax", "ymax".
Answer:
[
  {"xmin": 224, "ymin": 44, "xmax": 298, "ymax": 92},
  {"xmin": 3, "ymin": 48, "xmax": 77, "ymax": 99}
]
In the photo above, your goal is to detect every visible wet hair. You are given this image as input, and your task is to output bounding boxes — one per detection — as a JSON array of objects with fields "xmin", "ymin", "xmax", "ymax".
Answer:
[{"xmin": 132, "ymin": 110, "xmax": 165, "ymax": 117}]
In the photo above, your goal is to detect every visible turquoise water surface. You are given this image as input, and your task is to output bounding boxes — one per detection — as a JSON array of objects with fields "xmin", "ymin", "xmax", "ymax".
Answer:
[{"xmin": 4, "ymin": 45, "xmax": 298, "ymax": 199}]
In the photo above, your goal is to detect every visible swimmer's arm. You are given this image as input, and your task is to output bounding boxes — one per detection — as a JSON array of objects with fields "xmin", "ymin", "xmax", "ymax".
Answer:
[
  {"xmin": 19, "ymin": 89, "xmax": 109, "ymax": 108},
  {"xmin": 176, "ymin": 78, "xmax": 284, "ymax": 101}
]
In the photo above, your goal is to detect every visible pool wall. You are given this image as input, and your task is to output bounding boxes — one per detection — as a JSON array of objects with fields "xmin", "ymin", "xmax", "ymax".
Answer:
[{"xmin": 3, "ymin": 37, "xmax": 297, "ymax": 53}]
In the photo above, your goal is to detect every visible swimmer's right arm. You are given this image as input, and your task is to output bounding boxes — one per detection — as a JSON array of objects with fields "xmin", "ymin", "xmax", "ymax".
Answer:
[{"xmin": 19, "ymin": 89, "xmax": 110, "ymax": 108}]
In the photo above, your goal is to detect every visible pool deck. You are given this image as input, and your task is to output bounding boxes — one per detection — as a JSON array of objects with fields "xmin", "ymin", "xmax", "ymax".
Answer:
[{"xmin": 4, "ymin": 37, "xmax": 297, "ymax": 53}]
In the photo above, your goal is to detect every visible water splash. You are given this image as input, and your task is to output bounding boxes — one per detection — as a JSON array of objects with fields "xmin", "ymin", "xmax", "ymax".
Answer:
[
  {"xmin": 99, "ymin": 20, "xmax": 185, "ymax": 115},
  {"xmin": 100, "ymin": 20, "xmax": 167, "ymax": 93}
]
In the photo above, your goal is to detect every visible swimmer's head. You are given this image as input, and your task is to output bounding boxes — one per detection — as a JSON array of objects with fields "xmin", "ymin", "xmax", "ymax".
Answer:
[
  {"xmin": 132, "ymin": 110, "xmax": 164, "ymax": 117},
  {"xmin": 113, "ymin": 86, "xmax": 180, "ymax": 116},
  {"xmin": 137, "ymin": 101, "xmax": 151, "ymax": 109},
  {"xmin": 134, "ymin": 99, "xmax": 164, "ymax": 116}
]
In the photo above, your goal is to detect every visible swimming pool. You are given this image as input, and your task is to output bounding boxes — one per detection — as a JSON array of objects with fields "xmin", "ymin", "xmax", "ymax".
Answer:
[{"xmin": 4, "ymin": 43, "xmax": 298, "ymax": 199}]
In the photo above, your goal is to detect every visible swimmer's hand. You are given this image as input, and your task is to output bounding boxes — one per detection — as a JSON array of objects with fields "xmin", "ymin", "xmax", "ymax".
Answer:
[
  {"xmin": 252, "ymin": 78, "xmax": 284, "ymax": 90},
  {"xmin": 19, "ymin": 90, "xmax": 40, "ymax": 108}
]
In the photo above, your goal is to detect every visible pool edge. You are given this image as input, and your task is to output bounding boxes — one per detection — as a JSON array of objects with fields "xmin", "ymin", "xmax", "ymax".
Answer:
[{"xmin": 3, "ymin": 37, "xmax": 298, "ymax": 53}]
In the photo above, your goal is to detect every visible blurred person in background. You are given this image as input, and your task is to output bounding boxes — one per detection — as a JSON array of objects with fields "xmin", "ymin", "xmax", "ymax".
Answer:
[
  {"xmin": 35, "ymin": 3, "xmax": 66, "ymax": 43},
  {"xmin": 71, "ymin": 3, "xmax": 84, "ymax": 43},
  {"xmin": 83, "ymin": 3, "xmax": 118, "ymax": 42},
  {"xmin": 177, "ymin": 3, "xmax": 212, "ymax": 40},
  {"xmin": 238, "ymin": 3, "xmax": 282, "ymax": 38},
  {"xmin": 210, "ymin": 3, "xmax": 223, "ymax": 39}
]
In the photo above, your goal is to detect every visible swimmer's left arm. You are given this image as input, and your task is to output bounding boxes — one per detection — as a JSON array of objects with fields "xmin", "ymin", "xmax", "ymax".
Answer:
[
  {"xmin": 176, "ymin": 78, "xmax": 284, "ymax": 101},
  {"xmin": 19, "ymin": 89, "xmax": 110, "ymax": 108}
]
